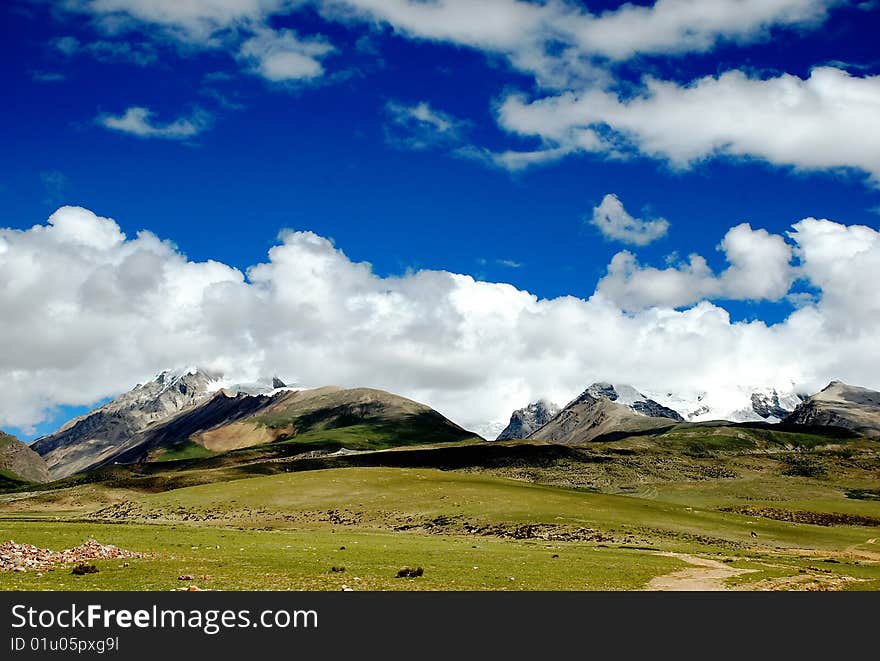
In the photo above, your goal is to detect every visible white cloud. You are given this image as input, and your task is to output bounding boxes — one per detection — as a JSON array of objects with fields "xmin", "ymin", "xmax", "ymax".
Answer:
[
  {"xmin": 386, "ymin": 103, "xmax": 578, "ymax": 172},
  {"xmin": 570, "ymin": 0, "xmax": 841, "ymax": 61},
  {"xmin": 70, "ymin": 0, "xmax": 843, "ymax": 63},
  {"xmin": 597, "ymin": 223, "xmax": 795, "ymax": 309},
  {"xmin": 70, "ymin": 0, "xmax": 291, "ymax": 44},
  {"xmin": 320, "ymin": 0, "xmax": 842, "ymax": 86},
  {"xmin": 238, "ymin": 27, "xmax": 335, "ymax": 82},
  {"xmin": 499, "ymin": 67, "xmax": 880, "ymax": 184},
  {"xmin": 385, "ymin": 100, "xmax": 469, "ymax": 150},
  {"xmin": 788, "ymin": 217, "xmax": 880, "ymax": 329},
  {"xmin": 97, "ymin": 106, "xmax": 212, "ymax": 139},
  {"xmin": 2, "ymin": 205, "xmax": 879, "ymax": 436},
  {"xmin": 589, "ymin": 194, "xmax": 669, "ymax": 246},
  {"xmin": 32, "ymin": 71, "xmax": 66, "ymax": 83},
  {"xmin": 456, "ymin": 144, "xmax": 576, "ymax": 172},
  {"xmin": 61, "ymin": 1, "xmax": 847, "ymax": 90},
  {"xmin": 60, "ymin": 2, "xmax": 334, "ymax": 82},
  {"xmin": 54, "ymin": 34, "xmax": 158, "ymax": 65},
  {"xmin": 56, "ymin": 2, "xmax": 879, "ymax": 184},
  {"xmin": 53, "ymin": 35, "xmax": 80, "ymax": 55}
]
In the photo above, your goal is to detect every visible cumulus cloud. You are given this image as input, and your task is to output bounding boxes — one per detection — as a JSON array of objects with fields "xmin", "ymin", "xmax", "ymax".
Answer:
[
  {"xmin": 788, "ymin": 217, "xmax": 880, "ymax": 329},
  {"xmin": 499, "ymin": 67, "xmax": 880, "ymax": 184},
  {"xmin": 97, "ymin": 106, "xmax": 212, "ymax": 139},
  {"xmin": 589, "ymin": 194, "xmax": 669, "ymax": 246},
  {"xmin": 597, "ymin": 223, "xmax": 795, "ymax": 309},
  {"xmin": 2, "ymin": 205, "xmax": 879, "ymax": 436}
]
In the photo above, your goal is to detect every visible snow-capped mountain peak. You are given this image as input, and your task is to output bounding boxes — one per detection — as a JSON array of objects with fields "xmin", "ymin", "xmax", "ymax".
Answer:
[
  {"xmin": 32, "ymin": 366, "xmax": 292, "ymax": 479},
  {"xmin": 573, "ymin": 382, "xmax": 684, "ymax": 422}
]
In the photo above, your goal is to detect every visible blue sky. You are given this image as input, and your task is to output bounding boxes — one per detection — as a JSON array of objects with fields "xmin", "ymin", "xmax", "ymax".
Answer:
[{"xmin": 2, "ymin": 1, "xmax": 880, "ymax": 437}]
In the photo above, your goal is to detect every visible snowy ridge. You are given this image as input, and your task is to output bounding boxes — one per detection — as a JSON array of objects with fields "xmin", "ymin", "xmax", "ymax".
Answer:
[
  {"xmin": 153, "ymin": 368, "xmax": 292, "ymax": 398},
  {"xmin": 643, "ymin": 384, "xmax": 806, "ymax": 423}
]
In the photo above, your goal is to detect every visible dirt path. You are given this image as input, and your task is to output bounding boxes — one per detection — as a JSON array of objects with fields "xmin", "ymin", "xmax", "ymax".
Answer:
[
  {"xmin": 646, "ymin": 553, "xmax": 756, "ymax": 591},
  {"xmin": 836, "ymin": 535, "xmax": 880, "ymax": 562}
]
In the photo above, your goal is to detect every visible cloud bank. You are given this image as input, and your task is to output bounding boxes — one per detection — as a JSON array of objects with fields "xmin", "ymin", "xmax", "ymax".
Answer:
[{"xmin": 2, "ymin": 206, "xmax": 879, "ymax": 436}]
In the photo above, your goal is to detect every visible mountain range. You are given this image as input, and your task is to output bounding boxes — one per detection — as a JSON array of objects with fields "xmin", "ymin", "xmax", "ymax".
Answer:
[
  {"xmin": 497, "ymin": 382, "xmax": 808, "ymax": 440},
  {"xmin": 508, "ymin": 383, "xmax": 683, "ymax": 444},
  {"xmin": 1, "ymin": 368, "xmax": 879, "ymax": 484}
]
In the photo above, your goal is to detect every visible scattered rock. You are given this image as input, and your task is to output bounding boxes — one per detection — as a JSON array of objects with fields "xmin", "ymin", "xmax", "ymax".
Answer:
[
  {"xmin": 178, "ymin": 574, "xmax": 194, "ymax": 581},
  {"xmin": 722, "ymin": 506, "xmax": 880, "ymax": 527},
  {"xmin": 0, "ymin": 539, "xmax": 141, "ymax": 573}
]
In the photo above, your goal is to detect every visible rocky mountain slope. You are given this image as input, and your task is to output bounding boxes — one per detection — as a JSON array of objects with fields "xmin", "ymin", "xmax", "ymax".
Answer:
[
  {"xmin": 528, "ymin": 383, "xmax": 682, "ymax": 444},
  {"xmin": 495, "ymin": 383, "xmax": 804, "ymax": 440},
  {"xmin": 0, "ymin": 431, "xmax": 49, "ymax": 483},
  {"xmin": 784, "ymin": 381, "xmax": 880, "ymax": 438},
  {"xmin": 32, "ymin": 369, "xmax": 480, "ymax": 477},
  {"xmin": 110, "ymin": 385, "xmax": 479, "ymax": 466},
  {"xmin": 496, "ymin": 400, "xmax": 560, "ymax": 440},
  {"xmin": 583, "ymin": 383, "xmax": 684, "ymax": 421},
  {"xmin": 31, "ymin": 368, "xmax": 286, "ymax": 479}
]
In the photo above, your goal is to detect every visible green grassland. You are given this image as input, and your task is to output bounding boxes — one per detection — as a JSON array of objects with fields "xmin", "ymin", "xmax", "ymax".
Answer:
[
  {"xmin": 0, "ymin": 468, "xmax": 31, "ymax": 490},
  {"xmin": 0, "ymin": 518, "xmax": 687, "ymax": 591},
  {"xmin": 1, "ymin": 422, "xmax": 879, "ymax": 591},
  {"xmin": 152, "ymin": 442, "xmax": 218, "ymax": 463}
]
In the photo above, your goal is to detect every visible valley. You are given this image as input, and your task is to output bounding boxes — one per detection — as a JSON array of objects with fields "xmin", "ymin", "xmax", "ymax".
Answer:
[{"xmin": 1, "ymin": 370, "xmax": 879, "ymax": 591}]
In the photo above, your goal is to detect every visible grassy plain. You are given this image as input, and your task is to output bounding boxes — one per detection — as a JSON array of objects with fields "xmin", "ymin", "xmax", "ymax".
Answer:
[{"xmin": 1, "ymin": 422, "xmax": 879, "ymax": 591}]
